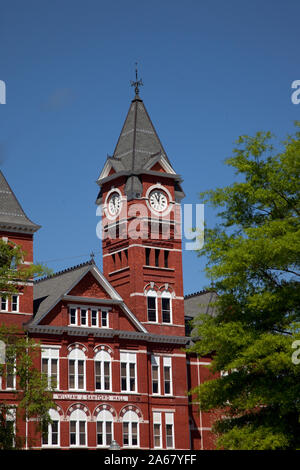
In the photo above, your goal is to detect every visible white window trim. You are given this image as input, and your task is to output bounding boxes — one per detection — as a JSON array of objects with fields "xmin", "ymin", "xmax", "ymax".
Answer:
[
  {"xmin": 153, "ymin": 412, "xmax": 162, "ymax": 449},
  {"xmin": 0, "ymin": 296, "xmax": 8, "ymax": 312},
  {"xmin": 151, "ymin": 355, "xmax": 161, "ymax": 396},
  {"xmin": 96, "ymin": 409, "xmax": 114, "ymax": 448},
  {"xmin": 69, "ymin": 307, "xmax": 78, "ymax": 326},
  {"xmin": 120, "ymin": 352, "xmax": 137, "ymax": 393},
  {"xmin": 94, "ymin": 350, "xmax": 112, "ymax": 392},
  {"xmin": 6, "ymin": 356, "xmax": 16, "ymax": 390},
  {"xmin": 41, "ymin": 347, "xmax": 60, "ymax": 390},
  {"xmin": 122, "ymin": 410, "xmax": 140, "ymax": 448},
  {"xmin": 165, "ymin": 413, "xmax": 175, "ymax": 449},
  {"xmin": 161, "ymin": 291, "xmax": 172, "ymax": 324},
  {"xmin": 11, "ymin": 295, "xmax": 19, "ymax": 313},
  {"xmin": 163, "ymin": 357, "xmax": 173, "ymax": 396},
  {"xmin": 68, "ymin": 349, "xmax": 86, "ymax": 391},
  {"xmin": 80, "ymin": 308, "xmax": 88, "ymax": 326},
  {"xmin": 100, "ymin": 310, "xmax": 109, "ymax": 329},
  {"xmin": 146, "ymin": 289, "xmax": 158, "ymax": 323},
  {"xmin": 69, "ymin": 409, "xmax": 87, "ymax": 448},
  {"xmin": 42, "ymin": 409, "xmax": 60, "ymax": 447},
  {"xmin": 91, "ymin": 309, "xmax": 99, "ymax": 328}
]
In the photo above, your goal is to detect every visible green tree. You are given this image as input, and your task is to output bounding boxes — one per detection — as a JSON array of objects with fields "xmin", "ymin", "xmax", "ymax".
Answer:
[
  {"xmin": 0, "ymin": 239, "xmax": 54, "ymax": 448},
  {"xmin": 190, "ymin": 123, "xmax": 300, "ymax": 449},
  {"xmin": 0, "ymin": 326, "xmax": 56, "ymax": 449},
  {"xmin": 0, "ymin": 238, "xmax": 50, "ymax": 296}
]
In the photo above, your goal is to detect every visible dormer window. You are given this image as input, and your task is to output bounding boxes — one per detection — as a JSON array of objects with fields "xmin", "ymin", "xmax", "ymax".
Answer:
[
  {"xmin": 69, "ymin": 308, "xmax": 77, "ymax": 326},
  {"xmin": 80, "ymin": 309, "xmax": 87, "ymax": 326},
  {"xmin": 91, "ymin": 310, "xmax": 98, "ymax": 327}
]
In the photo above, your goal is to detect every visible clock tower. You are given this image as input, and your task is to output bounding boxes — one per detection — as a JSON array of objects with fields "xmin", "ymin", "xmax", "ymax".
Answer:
[{"xmin": 96, "ymin": 83, "xmax": 186, "ymax": 336}]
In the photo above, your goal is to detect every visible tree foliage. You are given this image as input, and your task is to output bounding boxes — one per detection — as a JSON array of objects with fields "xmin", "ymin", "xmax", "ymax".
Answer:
[
  {"xmin": 0, "ymin": 326, "xmax": 56, "ymax": 449},
  {"xmin": 190, "ymin": 123, "xmax": 300, "ymax": 449},
  {"xmin": 0, "ymin": 239, "xmax": 54, "ymax": 448},
  {"xmin": 0, "ymin": 238, "xmax": 51, "ymax": 296}
]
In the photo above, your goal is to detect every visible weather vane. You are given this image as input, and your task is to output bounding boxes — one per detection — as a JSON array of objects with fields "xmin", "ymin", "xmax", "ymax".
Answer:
[{"xmin": 130, "ymin": 62, "xmax": 143, "ymax": 96}]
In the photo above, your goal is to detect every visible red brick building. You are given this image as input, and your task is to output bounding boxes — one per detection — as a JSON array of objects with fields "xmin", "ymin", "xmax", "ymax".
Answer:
[{"xmin": 0, "ymin": 87, "xmax": 216, "ymax": 450}]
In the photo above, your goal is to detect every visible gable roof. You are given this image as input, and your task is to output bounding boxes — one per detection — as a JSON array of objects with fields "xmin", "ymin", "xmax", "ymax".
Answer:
[
  {"xmin": 30, "ymin": 260, "xmax": 147, "ymax": 333},
  {"xmin": 0, "ymin": 170, "xmax": 40, "ymax": 233},
  {"xmin": 96, "ymin": 94, "xmax": 185, "ymax": 201}
]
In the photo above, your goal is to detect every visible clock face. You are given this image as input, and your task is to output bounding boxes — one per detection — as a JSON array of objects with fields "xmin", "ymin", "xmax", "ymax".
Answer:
[
  {"xmin": 108, "ymin": 192, "xmax": 121, "ymax": 216},
  {"xmin": 149, "ymin": 190, "xmax": 168, "ymax": 212}
]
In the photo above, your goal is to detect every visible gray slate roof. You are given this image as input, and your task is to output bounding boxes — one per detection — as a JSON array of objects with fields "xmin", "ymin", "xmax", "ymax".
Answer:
[
  {"xmin": 184, "ymin": 290, "xmax": 218, "ymax": 343},
  {"xmin": 184, "ymin": 290, "xmax": 218, "ymax": 319},
  {"xmin": 97, "ymin": 94, "xmax": 185, "ymax": 201},
  {"xmin": 0, "ymin": 170, "xmax": 40, "ymax": 233},
  {"xmin": 32, "ymin": 261, "xmax": 94, "ymax": 325}
]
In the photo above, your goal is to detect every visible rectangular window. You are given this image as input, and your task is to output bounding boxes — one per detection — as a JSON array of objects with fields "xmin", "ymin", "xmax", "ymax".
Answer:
[
  {"xmin": 164, "ymin": 250, "xmax": 169, "ymax": 268},
  {"xmin": 101, "ymin": 311, "xmax": 108, "ymax": 328},
  {"xmin": 95, "ymin": 360, "xmax": 111, "ymax": 391},
  {"xmin": 5, "ymin": 409, "xmax": 16, "ymax": 448},
  {"xmin": 69, "ymin": 357, "xmax": 85, "ymax": 390},
  {"xmin": 79, "ymin": 421, "xmax": 86, "ymax": 446},
  {"xmin": 120, "ymin": 352, "xmax": 137, "ymax": 393},
  {"xmin": 123, "ymin": 422, "xmax": 129, "ymax": 446},
  {"xmin": 165, "ymin": 413, "xmax": 174, "ymax": 448},
  {"xmin": 70, "ymin": 421, "xmax": 76, "ymax": 445},
  {"xmin": 153, "ymin": 412, "xmax": 162, "ymax": 448},
  {"xmin": 145, "ymin": 248, "xmax": 151, "ymax": 266},
  {"xmin": 78, "ymin": 360, "xmax": 84, "ymax": 389},
  {"xmin": 42, "ymin": 421, "xmax": 59, "ymax": 446},
  {"xmin": 97, "ymin": 421, "xmax": 103, "ymax": 446},
  {"xmin": 6, "ymin": 357, "xmax": 16, "ymax": 390},
  {"xmin": 1, "ymin": 297, "xmax": 8, "ymax": 311},
  {"xmin": 162, "ymin": 297, "xmax": 171, "ymax": 323},
  {"xmin": 97, "ymin": 421, "xmax": 113, "ymax": 447},
  {"xmin": 80, "ymin": 309, "xmax": 87, "ymax": 326},
  {"xmin": 69, "ymin": 308, "xmax": 77, "ymax": 325},
  {"xmin": 70, "ymin": 420, "xmax": 86, "ymax": 447},
  {"xmin": 11, "ymin": 295, "xmax": 19, "ymax": 312},
  {"xmin": 155, "ymin": 249, "xmax": 160, "ymax": 267},
  {"xmin": 91, "ymin": 310, "xmax": 98, "ymax": 327},
  {"xmin": 42, "ymin": 348, "xmax": 59, "ymax": 390},
  {"xmin": 147, "ymin": 296, "xmax": 157, "ymax": 322},
  {"xmin": 163, "ymin": 357, "xmax": 172, "ymax": 395},
  {"xmin": 69, "ymin": 360, "xmax": 75, "ymax": 389},
  {"xmin": 151, "ymin": 356, "xmax": 160, "ymax": 395},
  {"xmin": 123, "ymin": 421, "xmax": 139, "ymax": 447}
]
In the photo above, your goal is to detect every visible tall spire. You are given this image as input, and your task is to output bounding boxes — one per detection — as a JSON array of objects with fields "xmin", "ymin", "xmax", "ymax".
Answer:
[{"xmin": 130, "ymin": 62, "xmax": 143, "ymax": 97}]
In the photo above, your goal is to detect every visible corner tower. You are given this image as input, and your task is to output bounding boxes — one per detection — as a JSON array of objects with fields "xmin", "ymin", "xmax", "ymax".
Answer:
[
  {"xmin": 0, "ymin": 170, "xmax": 40, "ymax": 326},
  {"xmin": 96, "ymin": 86, "xmax": 185, "ymax": 336}
]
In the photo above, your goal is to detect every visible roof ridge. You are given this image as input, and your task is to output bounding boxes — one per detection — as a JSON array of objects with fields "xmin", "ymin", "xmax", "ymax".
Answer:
[
  {"xmin": 34, "ymin": 259, "xmax": 95, "ymax": 284},
  {"xmin": 184, "ymin": 289, "xmax": 214, "ymax": 299}
]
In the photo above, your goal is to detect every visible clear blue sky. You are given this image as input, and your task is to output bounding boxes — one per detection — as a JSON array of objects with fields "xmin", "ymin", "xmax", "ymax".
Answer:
[{"xmin": 0, "ymin": 0, "xmax": 299, "ymax": 295}]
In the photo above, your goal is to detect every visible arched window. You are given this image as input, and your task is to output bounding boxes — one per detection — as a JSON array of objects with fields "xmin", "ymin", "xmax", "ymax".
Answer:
[
  {"xmin": 161, "ymin": 290, "xmax": 172, "ymax": 324},
  {"xmin": 68, "ymin": 348, "xmax": 86, "ymax": 390},
  {"xmin": 94, "ymin": 350, "xmax": 111, "ymax": 391},
  {"xmin": 122, "ymin": 410, "xmax": 139, "ymax": 447},
  {"xmin": 96, "ymin": 409, "xmax": 114, "ymax": 447},
  {"xmin": 147, "ymin": 289, "xmax": 157, "ymax": 323},
  {"xmin": 69, "ymin": 408, "xmax": 87, "ymax": 447},
  {"xmin": 42, "ymin": 409, "xmax": 60, "ymax": 447}
]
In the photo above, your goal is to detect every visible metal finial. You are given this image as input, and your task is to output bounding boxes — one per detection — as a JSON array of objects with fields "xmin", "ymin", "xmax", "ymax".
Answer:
[
  {"xmin": 90, "ymin": 251, "xmax": 95, "ymax": 262},
  {"xmin": 130, "ymin": 62, "xmax": 143, "ymax": 96}
]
